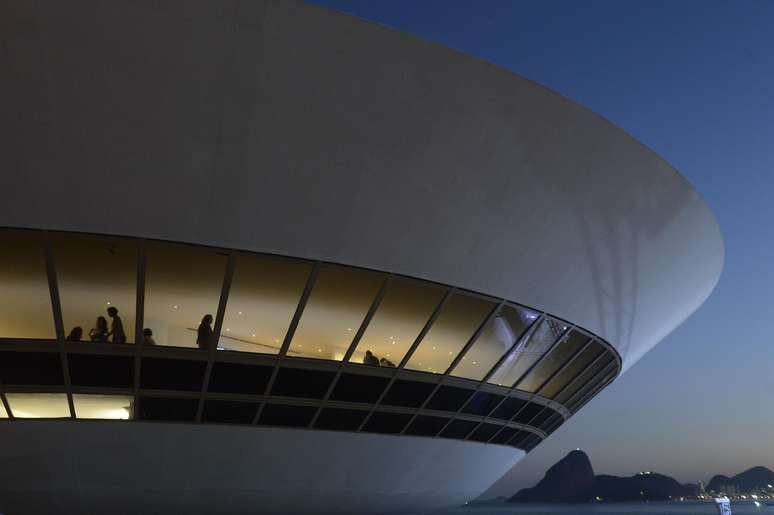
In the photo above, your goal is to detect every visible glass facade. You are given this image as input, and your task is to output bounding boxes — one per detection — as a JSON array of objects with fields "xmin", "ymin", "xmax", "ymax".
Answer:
[
  {"xmin": 221, "ymin": 255, "xmax": 311, "ymax": 354},
  {"xmin": 351, "ymin": 278, "xmax": 445, "ymax": 367},
  {"xmin": 290, "ymin": 266, "xmax": 384, "ymax": 361},
  {"xmin": 404, "ymin": 293, "xmax": 496, "ymax": 374},
  {"xmin": 517, "ymin": 329, "xmax": 589, "ymax": 393},
  {"xmin": 0, "ymin": 229, "xmax": 55, "ymax": 339},
  {"xmin": 0, "ymin": 229, "xmax": 621, "ymax": 451},
  {"xmin": 144, "ymin": 242, "xmax": 227, "ymax": 348},
  {"xmin": 54, "ymin": 233, "xmax": 137, "ymax": 343},
  {"xmin": 451, "ymin": 305, "xmax": 538, "ymax": 381},
  {"xmin": 539, "ymin": 340, "xmax": 605, "ymax": 399},
  {"xmin": 488, "ymin": 317, "xmax": 567, "ymax": 387},
  {"xmin": 73, "ymin": 394, "xmax": 133, "ymax": 419},
  {"xmin": 5, "ymin": 393, "xmax": 70, "ymax": 418}
]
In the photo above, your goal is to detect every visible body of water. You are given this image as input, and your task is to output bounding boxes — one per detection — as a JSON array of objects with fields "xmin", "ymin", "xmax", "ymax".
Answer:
[{"xmin": 415, "ymin": 501, "xmax": 773, "ymax": 515}]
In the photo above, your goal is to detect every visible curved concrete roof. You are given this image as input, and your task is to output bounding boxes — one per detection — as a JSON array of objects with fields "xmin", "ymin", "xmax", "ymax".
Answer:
[{"xmin": 0, "ymin": 0, "xmax": 723, "ymax": 371}]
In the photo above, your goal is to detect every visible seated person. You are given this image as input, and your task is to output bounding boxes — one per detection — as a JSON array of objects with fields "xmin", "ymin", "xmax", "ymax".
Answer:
[
  {"xmin": 66, "ymin": 326, "xmax": 83, "ymax": 341},
  {"xmin": 142, "ymin": 328, "xmax": 156, "ymax": 345},
  {"xmin": 89, "ymin": 316, "xmax": 109, "ymax": 342},
  {"xmin": 363, "ymin": 350, "xmax": 380, "ymax": 366},
  {"xmin": 379, "ymin": 357, "xmax": 396, "ymax": 368}
]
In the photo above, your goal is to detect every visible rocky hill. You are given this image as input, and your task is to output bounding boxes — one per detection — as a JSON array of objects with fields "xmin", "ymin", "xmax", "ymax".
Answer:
[
  {"xmin": 509, "ymin": 450, "xmax": 692, "ymax": 502},
  {"xmin": 707, "ymin": 466, "xmax": 774, "ymax": 493}
]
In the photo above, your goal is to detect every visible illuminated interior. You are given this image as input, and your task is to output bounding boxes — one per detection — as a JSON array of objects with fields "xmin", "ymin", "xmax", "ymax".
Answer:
[
  {"xmin": 0, "ymin": 401, "xmax": 7, "ymax": 418},
  {"xmin": 73, "ymin": 394, "xmax": 133, "ymax": 419},
  {"xmin": 5, "ymin": 393, "xmax": 70, "ymax": 418},
  {"xmin": 291, "ymin": 265, "xmax": 384, "ymax": 361},
  {"xmin": 451, "ymin": 305, "xmax": 538, "ymax": 381},
  {"xmin": 53, "ymin": 233, "xmax": 137, "ymax": 344},
  {"xmin": 0, "ymin": 228, "xmax": 621, "ymax": 443},
  {"xmin": 488, "ymin": 317, "xmax": 568, "ymax": 387},
  {"xmin": 404, "ymin": 293, "xmax": 496, "ymax": 374},
  {"xmin": 0, "ymin": 229, "xmax": 56, "ymax": 339},
  {"xmin": 144, "ymin": 242, "xmax": 227, "ymax": 348},
  {"xmin": 351, "ymin": 278, "xmax": 445, "ymax": 366},
  {"xmin": 220, "ymin": 254, "xmax": 311, "ymax": 354}
]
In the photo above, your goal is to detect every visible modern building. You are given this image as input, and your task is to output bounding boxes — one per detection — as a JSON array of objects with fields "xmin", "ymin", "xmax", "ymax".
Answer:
[{"xmin": 0, "ymin": 1, "xmax": 723, "ymax": 514}]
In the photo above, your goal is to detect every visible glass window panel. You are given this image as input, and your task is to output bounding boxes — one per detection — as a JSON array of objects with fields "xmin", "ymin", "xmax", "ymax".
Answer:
[
  {"xmin": 555, "ymin": 353, "xmax": 614, "ymax": 404},
  {"xmin": 207, "ymin": 362, "xmax": 272, "ymax": 394},
  {"xmin": 258, "ymin": 404, "xmax": 316, "ymax": 428},
  {"xmin": 461, "ymin": 392, "xmax": 504, "ymax": 416},
  {"xmin": 404, "ymin": 293, "xmax": 496, "ymax": 374},
  {"xmin": 329, "ymin": 373, "xmax": 390, "ymax": 404},
  {"xmin": 73, "ymin": 394, "xmax": 133, "ymax": 420},
  {"xmin": 380, "ymin": 379, "xmax": 435, "ymax": 408},
  {"xmin": 451, "ymin": 305, "xmax": 538, "ymax": 381},
  {"xmin": 350, "ymin": 278, "xmax": 445, "ymax": 367},
  {"xmin": 220, "ymin": 255, "xmax": 311, "ymax": 354},
  {"xmin": 491, "ymin": 426, "xmax": 518, "ymax": 445},
  {"xmin": 144, "ymin": 242, "xmax": 227, "ymax": 348},
  {"xmin": 517, "ymin": 330, "xmax": 589, "ymax": 393},
  {"xmin": 202, "ymin": 400, "xmax": 259, "ymax": 424},
  {"xmin": 568, "ymin": 364, "xmax": 617, "ymax": 412},
  {"xmin": 1, "ymin": 400, "xmax": 8, "ymax": 418},
  {"xmin": 6, "ymin": 393, "xmax": 70, "ymax": 418},
  {"xmin": 439, "ymin": 419, "xmax": 478, "ymax": 439},
  {"xmin": 54, "ymin": 233, "xmax": 137, "ymax": 343},
  {"xmin": 290, "ymin": 266, "xmax": 384, "ymax": 361},
  {"xmin": 270, "ymin": 368, "xmax": 335, "ymax": 399},
  {"xmin": 404, "ymin": 415, "xmax": 450, "ymax": 437},
  {"xmin": 425, "ymin": 385, "xmax": 474, "ymax": 412},
  {"xmin": 540, "ymin": 340, "xmax": 605, "ymax": 399},
  {"xmin": 138, "ymin": 397, "xmax": 198, "ymax": 421},
  {"xmin": 488, "ymin": 317, "xmax": 567, "ymax": 387},
  {"xmin": 362, "ymin": 412, "xmax": 413, "ymax": 434},
  {"xmin": 469, "ymin": 422, "xmax": 502, "ymax": 443},
  {"xmin": 314, "ymin": 408, "xmax": 368, "ymax": 431},
  {"xmin": 0, "ymin": 351, "xmax": 64, "ymax": 385},
  {"xmin": 0, "ymin": 229, "xmax": 55, "ymax": 339}
]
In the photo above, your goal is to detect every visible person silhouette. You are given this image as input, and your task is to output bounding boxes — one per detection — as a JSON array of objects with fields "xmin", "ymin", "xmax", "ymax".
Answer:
[
  {"xmin": 363, "ymin": 350, "xmax": 380, "ymax": 366},
  {"xmin": 106, "ymin": 306, "xmax": 126, "ymax": 344},
  {"xmin": 66, "ymin": 326, "xmax": 83, "ymax": 341},
  {"xmin": 89, "ymin": 316, "xmax": 108, "ymax": 342},
  {"xmin": 379, "ymin": 357, "xmax": 396, "ymax": 368},
  {"xmin": 142, "ymin": 328, "xmax": 156, "ymax": 345},
  {"xmin": 197, "ymin": 314, "xmax": 213, "ymax": 350}
]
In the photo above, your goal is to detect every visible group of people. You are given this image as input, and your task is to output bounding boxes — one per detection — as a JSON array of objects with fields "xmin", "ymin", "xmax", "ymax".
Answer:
[
  {"xmin": 66, "ymin": 306, "xmax": 126, "ymax": 344},
  {"xmin": 64, "ymin": 308, "xmax": 214, "ymax": 349},
  {"xmin": 363, "ymin": 350, "xmax": 396, "ymax": 368}
]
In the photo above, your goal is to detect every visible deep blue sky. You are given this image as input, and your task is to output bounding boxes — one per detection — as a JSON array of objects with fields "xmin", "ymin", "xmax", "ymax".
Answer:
[{"xmin": 311, "ymin": 0, "xmax": 774, "ymax": 496}]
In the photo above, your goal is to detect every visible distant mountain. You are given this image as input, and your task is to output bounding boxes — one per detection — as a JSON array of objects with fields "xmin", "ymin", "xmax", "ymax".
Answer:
[
  {"xmin": 707, "ymin": 466, "xmax": 774, "ymax": 493},
  {"xmin": 510, "ymin": 450, "xmax": 595, "ymax": 502},
  {"xmin": 509, "ymin": 450, "xmax": 692, "ymax": 503},
  {"xmin": 591, "ymin": 472, "xmax": 692, "ymax": 502}
]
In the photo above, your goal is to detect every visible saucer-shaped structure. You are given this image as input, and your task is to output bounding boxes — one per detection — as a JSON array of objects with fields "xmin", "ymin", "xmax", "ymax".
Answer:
[{"xmin": 0, "ymin": 1, "xmax": 723, "ymax": 513}]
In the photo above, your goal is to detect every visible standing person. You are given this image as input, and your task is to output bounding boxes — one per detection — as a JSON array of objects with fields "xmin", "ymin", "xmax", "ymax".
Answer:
[
  {"xmin": 106, "ymin": 306, "xmax": 126, "ymax": 344},
  {"xmin": 89, "ymin": 316, "xmax": 109, "ymax": 342},
  {"xmin": 197, "ymin": 314, "xmax": 213, "ymax": 350}
]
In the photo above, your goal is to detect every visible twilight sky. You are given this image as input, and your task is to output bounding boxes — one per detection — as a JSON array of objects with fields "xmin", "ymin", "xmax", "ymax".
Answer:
[{"xmin": 311, "ymin": 0, "xmax": 774, "ymax": 496}]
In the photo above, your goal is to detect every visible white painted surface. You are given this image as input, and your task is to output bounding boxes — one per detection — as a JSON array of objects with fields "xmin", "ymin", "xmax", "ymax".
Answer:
[
  {"xmin": 0, "ymin": 420, "xmax": 524, "ymax": 514},
  {"xmin": 0, "ymin": 0, "xmax": 723, "ymax": 370},
  {"xmin": 0, "ymin": 1, "xmax": 723, "ymax": 512}
]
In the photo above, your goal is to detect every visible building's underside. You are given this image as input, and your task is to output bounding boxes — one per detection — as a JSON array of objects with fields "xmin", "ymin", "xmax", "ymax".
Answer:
[{"xmin": 0, "ymin": 0, "xmax": 724, "ymax": 514}]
